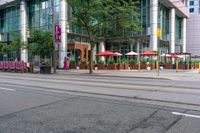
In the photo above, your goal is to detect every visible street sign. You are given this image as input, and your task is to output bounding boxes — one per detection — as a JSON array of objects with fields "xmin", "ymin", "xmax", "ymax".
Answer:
[{"xmin": 157, "ymin": 28, "xmax": 162, "ymax": 38}]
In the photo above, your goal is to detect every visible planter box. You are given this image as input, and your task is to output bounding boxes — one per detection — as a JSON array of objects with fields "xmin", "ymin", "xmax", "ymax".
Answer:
[
  {"xmin": 140, "ymin": 64, "xmax": 147, "ymax": 69},
  {"xmin": 80, "ymin": 64, "xmax": 87, "ymax": 69},
  {"xmin": 165, "ymin": 64, "xmax": 173, "ymax": 69},
  {"xmin": 97, "ymin": 64, "xmax": 105, "ymax": 70},
  {"xmin": 151, "ymin": 64, "xmax": 156, "ymax": 70},
  {"xmin": 69, "ymin": 64, "xmax": 77, "ymax": 69},
  {"xmin": 40, "ymin": 65, "xmax": 51, "ymax": 74},
  {"xmin": 108, "ymin": 64, "xmax": 117, "ymax": 70},
  {"xmin": 178, "ymin": 64, "xmax": 186, "ymax": 69},
  {"xmin": 130, "ymin": 64, "xmax": 138, "ymax": 69},
  {"xmin": 124, "ymin": 64, "xmax": 129, "ymax": 70},
  {"xmin": 117, "ymin": 64, "xmax": 124, "ymax": 70}
]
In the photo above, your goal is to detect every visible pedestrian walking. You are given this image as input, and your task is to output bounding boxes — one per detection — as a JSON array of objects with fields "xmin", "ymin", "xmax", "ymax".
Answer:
[{"xmin": 64, "ymin": 57, "xmax": 68, "ymax": 70}]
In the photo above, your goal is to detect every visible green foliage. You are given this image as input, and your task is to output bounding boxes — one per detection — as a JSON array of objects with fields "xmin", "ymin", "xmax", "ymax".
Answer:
[
  {"xmin": 121, "ymin": 58, "xmax": 129, "ymax": 64},
  {"xmin": 70, "ymin": 60, "xmax": 76, "ymax": 64},
  {"xmin": 179, "ymin": 61, "xmax": 185, "ymax": 65},
  {"xmin": 2, "ymin": 44, "xmax": 11, "ymax": 54},
  {"xmin": 166, "ymin": 60, "xmax": 172, "ymax": 64},
  {"xmin": 41, "ymin": 61, "xmax": 50, "ymax": 66},
  {"xmin": 81, "ymin": 60, "xmax": 87, "ymax": 64},
  {"xmin": 108, "ymin": 58, "xmax": 115, "ymax": 64},
  {"xmin": 98, "ymin": 59, "xmax": 105, "ymax": 64},
  {"xmin": 129, "ymin": 60, "xmax": 136, "ymax": 65},
  {"xmin": 141, "ymin": 61, "xmax": 147, "ymax": 65},
  {"xmin": 27, "ymin": 30, "xmax": 54, "ymax": 58},
  {"xmin": 10, "ymin": 32, "xmax": 23, "ymax": 52},
  {"xmin": 66, "ymin": 0, "xmax": 141, "ymax": 73}
]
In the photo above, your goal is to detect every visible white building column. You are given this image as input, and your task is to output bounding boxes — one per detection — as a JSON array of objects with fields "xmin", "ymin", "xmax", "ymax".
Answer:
[
  {"xmin": 20, "ymin": 0, "xmax": 28, "ymax": 62},
  {"xmin": 59, "ymin": 0, "xmax": 67, "ymax": 68},
  {"xmin": 170, "ymin": 8, "xmax": 176, "ymax": 53},
  {"xmin": 182, "ymin": 18, "xmax": 187, "ymax": 53},
  {"xmin": 150, "ymin": 0, "xmax": 158, "ymax": 51},
  {"xmin": 99, "ymin": 41, "xmax": 105, "ymax": 62}
]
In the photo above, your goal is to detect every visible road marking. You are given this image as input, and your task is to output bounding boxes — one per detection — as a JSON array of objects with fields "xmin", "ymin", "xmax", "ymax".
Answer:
[
  {"xmin": 0, "ymin": 87, "xmax": 15, "ymax": 91},
  {"xmin": 172, "ymin": 112, "xmax": 200, "ymax": 119}
]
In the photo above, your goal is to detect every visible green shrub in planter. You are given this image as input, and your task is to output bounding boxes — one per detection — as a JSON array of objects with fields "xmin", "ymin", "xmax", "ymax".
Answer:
[
  {"xmin": 141, "ymin": 61, "xmax": 147, "ymax": 65},
  {"xmin": 129, "ymin": 60, "xmax": 136, "ymax": 65},
  {"xmin": 121, "ymin": 59, "xmax": 129, "ymax": 64},
  {"xmin": 70, "ymin": 60, "xmax": 76, "ymax": 64},
  {"xmin": 108, "ymin": 59, "xmax": 115, "ymax": 64},
  {"xmin": 98, "ymin": 60, "xmax": 105, "ymax": 64}
]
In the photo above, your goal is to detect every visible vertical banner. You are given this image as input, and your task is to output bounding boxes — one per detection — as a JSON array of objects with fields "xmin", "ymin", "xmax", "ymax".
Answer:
[{"xmin": 55, "ymin": 24, "xmax": 61, "ymax": 42}]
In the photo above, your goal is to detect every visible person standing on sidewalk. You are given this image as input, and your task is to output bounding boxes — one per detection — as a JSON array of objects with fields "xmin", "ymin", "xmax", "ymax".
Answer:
[{"xmin": 64, "ymin": 57, "xmax": 68, "ymax": 70}]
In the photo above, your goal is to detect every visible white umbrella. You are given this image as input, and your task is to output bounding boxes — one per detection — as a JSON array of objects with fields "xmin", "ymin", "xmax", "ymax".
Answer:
[
  {"xmin": 160, "ymin": 53, "xmax": 171, "ymax": 57},
  {"xmin": 125, "ymin": 51, "xmax": 138, "ymax": 56},
  {"xmin": 114, "ymin": 52, "xmax": 122, "ymax": 56}
]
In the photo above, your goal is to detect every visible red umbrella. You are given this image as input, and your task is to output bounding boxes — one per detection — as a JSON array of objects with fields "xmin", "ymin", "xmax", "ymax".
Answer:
[
  {"xmin": 96, "ymin": 51, "xmax": 117, "ymax": 57},
  {"xmin": 140, "ymin": 51, "xmax": 157, "ymax": 56}
]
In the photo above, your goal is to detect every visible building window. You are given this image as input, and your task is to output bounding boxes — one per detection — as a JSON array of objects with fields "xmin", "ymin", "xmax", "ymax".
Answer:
[
  {"xmin": 190, "ymin": 1, "xmax": 194, "ymax": 6},
  {"xmin": 190, "ymin": 8, "xmax": 194, "ymax": 13}
]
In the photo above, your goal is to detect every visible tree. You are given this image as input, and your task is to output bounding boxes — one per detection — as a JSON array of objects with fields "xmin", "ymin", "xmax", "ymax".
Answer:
[
  {"xmin": 27, "ymin": 29, "xmax": 54, "ymax": 64},
  {"xmin": 66, "ymin": 0, "xmax": 141, "ymax": 74}
]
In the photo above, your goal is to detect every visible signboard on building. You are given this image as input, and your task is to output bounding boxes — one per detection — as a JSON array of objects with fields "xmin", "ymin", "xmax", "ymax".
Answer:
[{"xmin": 55, "ymin": 24, "xmax": 61, "ymax": 42}]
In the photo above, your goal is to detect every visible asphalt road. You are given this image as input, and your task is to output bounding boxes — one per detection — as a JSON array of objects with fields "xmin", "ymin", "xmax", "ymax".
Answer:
[{"xmin": 0, "ymin": 73, "xmax": 200, "ymax": 132}]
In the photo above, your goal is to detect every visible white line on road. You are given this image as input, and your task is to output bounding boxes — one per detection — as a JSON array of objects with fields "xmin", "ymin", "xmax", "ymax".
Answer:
[
  {"xmin": 0, "ymin": 87, "xmax": 15, "ymax": 91},
  {"xmin": 172, "ymin": 112, "xmax": 200, "ymax": 119}
]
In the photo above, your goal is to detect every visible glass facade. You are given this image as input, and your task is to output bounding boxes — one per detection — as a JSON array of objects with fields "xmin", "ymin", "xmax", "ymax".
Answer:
[
  {"xmin": 28, "ymin": 0, "xmax": 60, "ymax": 30},
  {"xmin": 0, "ymin": 6, "xmax": 20, "ymax": 41},
  {"xmin": 140, "ymin": 0, "xmax": 150, "ymax": 35},
  {"xmin": 175, "ymin": 16, "xmax": 182, "ymax": 45},
  {"xmin": 158, "ymin": 3, "xmax": 170, "ymax": 41}
]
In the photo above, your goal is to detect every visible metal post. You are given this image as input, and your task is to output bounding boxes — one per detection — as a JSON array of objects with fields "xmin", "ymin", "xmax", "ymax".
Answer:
[
  {"xmin": 176, "ymin": 60, "xmax": 179, "ymax": 73},
  {"xmin": 51, "ymin": 0, "xmax": 56, "ymax": 73},
  {"xmin": 157, "ymin": 37, "xmax": 160, "ymax": 76},
  {"xmin": 199, "ymin": 62, "xmax": 200, "ymax": 74}
]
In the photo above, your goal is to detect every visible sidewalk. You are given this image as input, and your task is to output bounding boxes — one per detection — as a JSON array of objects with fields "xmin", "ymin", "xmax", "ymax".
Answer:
[{"xmin": 57, "ymin": 69, "xmax": 200, "ymax": 81}]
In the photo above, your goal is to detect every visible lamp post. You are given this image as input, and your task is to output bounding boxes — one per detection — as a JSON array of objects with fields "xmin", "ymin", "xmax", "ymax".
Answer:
[{"xmin": 51, "ymin": 0, "xmax": 56, "ymax": 73}]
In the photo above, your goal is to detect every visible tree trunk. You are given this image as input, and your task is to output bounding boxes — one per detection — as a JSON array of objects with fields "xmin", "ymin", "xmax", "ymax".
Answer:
[{"xmin": 89, "ymin": 44, "xmax": 95, "ymax": 74}]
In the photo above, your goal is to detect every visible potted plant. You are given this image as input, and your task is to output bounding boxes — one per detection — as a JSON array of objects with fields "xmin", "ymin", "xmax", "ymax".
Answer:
[
  {"xmin": 80, "ymin": 60, "xmax": 87, "ymax": 69},
  {"xmin": 178, "ymin": 61, "xmax": 186, "ymax": 69},
  {"xmin": 97, "ymin": 60, "xmax": 105, "ymax": 70},
  {"xmin": 117, "ymin": 59, "xmax": 124, "ymax": 70},
  {"xmin": 122, "ymin": 59, "xmax": 129, "ymax": 70},
  {"xmin": 129, "ymin": 60, "xmax": 137, "ymax": 69},
  {"xmin": 69, "ymin": 60, "xmax": 76, "ymax": 69},
  {"xmin": 150, "ymin": 61, "xmax": 156, "ymax": 70},
  {"xmin": 40, "ymin": 61, "xmax": 51, "ymax": 74},
  {"xmin": 165, "ymin": 60, "xmax": 173, "ymax": 69},
  {"xmin": 140, "ymin": 61, "xmax": 147, "ymax": 69},
  {"xmin": 107, "ymin": 58, "xmax": 117, "ymax": 70}
]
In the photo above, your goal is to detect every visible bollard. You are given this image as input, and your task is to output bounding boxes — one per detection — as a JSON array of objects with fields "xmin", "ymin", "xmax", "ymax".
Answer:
[{"xmin": 176, "ymin": 60, "xmax": 178, "ymax": 73}]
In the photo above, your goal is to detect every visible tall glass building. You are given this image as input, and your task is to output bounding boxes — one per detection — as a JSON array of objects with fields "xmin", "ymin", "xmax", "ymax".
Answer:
[
  {"xmin": 187, "ymin": 0, "xmax": 200, "ymax": 57},
  {"xmin": 0, "ymin": 0, "xmax": 189, "ymax": 67}
]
